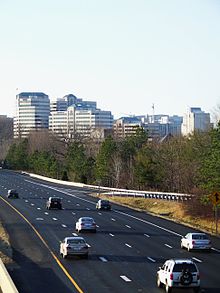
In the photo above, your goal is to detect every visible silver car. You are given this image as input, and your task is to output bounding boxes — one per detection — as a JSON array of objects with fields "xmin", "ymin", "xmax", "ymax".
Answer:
[
  {"xmin": 75, "ymin": 217, "xmax": 96, "ymax": 233},
  {"xmin": 60, "ymin": 236, "xmax": 89, "ymax": 259},
  {"xmin": 181, "ymin": 232, "xmax": 212, "ymax": 251}
]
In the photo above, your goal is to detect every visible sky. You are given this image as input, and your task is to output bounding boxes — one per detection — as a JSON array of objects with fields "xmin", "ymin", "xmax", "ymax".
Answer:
[{"xmin": 1, "ymin": 0, "xmax": 220, "ymax": 119}]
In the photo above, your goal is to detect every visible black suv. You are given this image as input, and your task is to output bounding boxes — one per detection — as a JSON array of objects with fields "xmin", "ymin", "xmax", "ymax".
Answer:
[
  {"xmin": 7, "ymin": 189, "xmax": 19, "ymax": 199},
  {"xmin": 96, "ymin": 199, "xmax": 111, "ymax": 210},
  {"xmin": 46, "ymin": 197, "xmax": 62, "ymax": 210}
]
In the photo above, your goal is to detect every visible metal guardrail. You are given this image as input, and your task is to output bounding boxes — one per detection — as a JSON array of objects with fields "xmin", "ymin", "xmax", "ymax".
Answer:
[{"xmin": 27, "ymin": 173, "xmax": 193, "ymax": 202}]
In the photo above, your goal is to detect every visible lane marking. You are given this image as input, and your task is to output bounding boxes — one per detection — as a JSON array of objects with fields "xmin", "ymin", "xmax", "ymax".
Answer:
[
  {"xmin": 99, "ymin": 257, "xmax": 108, "ymax": 262},
  {"xmin": 25, "ymin": 179, "xmax": 183, "ymax": 237},
  {"xmin": 211, "ymin": 247, "xmax": 220, "ymax": 253},
  {"xmin": 125, "ymin": 243, "xmax": 132, "ymax": 248},
  {"xmin": 98, "ymin": 212, "xmax": 102, "ymax": 215},
  {"xmin": 109, "ymin": 233, "xmax": 115, "ymax": 237},
  {"xmin": 120, "ymin": 276, "xmax": 131, "ymax": 282},
  {"xmin": 192, "ymin": 257, "xmax": 202, "ymax": 263},
  {"xmin": 25, "ymin": 200, "xmax": 28, "ymax": 202},
  {"xmin": 72, "ymin": 233, "xmax": 78, "ymax": 236},
  {"xmin": 31, "ymin": 203, "xmax": 35, "ymax": 206},
  {"xmin": 44, "ymin": 212, "xmax": 49, "ymax": 215},
  {"xmin": 36, "ymin": 218, "xmax": 44, "ymax": 221},
  {"xmin": 72, "ymin": 212, "xmax": 76, "ymax": 215},
  {"xmin": 0, "ymin": 196, "xmax": 84, "ymax": 293},
  {"xmin": 37, "ymin": 207, "xmax": 41, "ymax": 210},
  {"xmin": 86, "ymin": 244, "xmax": 91, "ymax": 248},
  {"xmin": 125, "ymin": 225, "xmax": 131, "ymax": 229},
  {"xmin": 62, "ymin": 224, "xmax": 67, "ymax": 228},
  {"xmin": 165, "ymin": 244, "xmax": 173, "ymax": 249},
  {"xmin": 52, "ymin": 218, "xmax": 58, "ymax": 221},
  {"xmin": 111, "ymin": 218, "xmax": 116, "ymax": 221},
  {"xmin": 114, "ymin": 210, "xmax": 183, "ymax": 237},
  {"xmin": 147, "ymin": 257, "xmax": 156, "ymax": 262},
  {"xmin": 144, "ymin": 234, "xmax": 150, "ymax": 237}
]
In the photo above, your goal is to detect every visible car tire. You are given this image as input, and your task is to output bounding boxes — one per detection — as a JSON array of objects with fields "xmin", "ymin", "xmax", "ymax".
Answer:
[
  {"xmin": 156, "ymin": 275, "xmax": 162, "ymax": 288},
  {"xmin": 165, "ymin": 282, "xmax": 172, "ymax": 293}
]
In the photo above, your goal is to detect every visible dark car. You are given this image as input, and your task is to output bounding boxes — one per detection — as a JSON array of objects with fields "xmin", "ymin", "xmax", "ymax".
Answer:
[
  {"xmin": 46, "ymin": 197, "xmax": 62, "ymax": 210},
  {"xmin": 7, "ymin": 189, "xmax": 19, "ymax": 199},
  {"xmin": 96, "ymin": 199, "xmax": 111, "ymax": 210}
]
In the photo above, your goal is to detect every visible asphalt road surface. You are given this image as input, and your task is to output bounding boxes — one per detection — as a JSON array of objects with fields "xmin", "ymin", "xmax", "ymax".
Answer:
[{"xmin": 0, "ymin": 170, "xmax": 220, "ymax": 293}]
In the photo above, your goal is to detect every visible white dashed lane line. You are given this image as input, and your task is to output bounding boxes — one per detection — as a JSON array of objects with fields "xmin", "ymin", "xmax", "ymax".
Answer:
[
  {"xmin": 125, "ymin": 243, "xmax": 132, "ymax": 248},
  {"xmin": 72, "ymin": 212, "xmax": 76, "ymax": 215},
  {"xmin": 144, "ymin": 234, "xmax": 150, "ymax": 237},
  {"xmin": 147, "ymin": 257, "xmax": 156, "ymax": 263},
  {"xmin": 111, "ymin": 218, "xmax": 116, "ymax": 221},
  {"xmin": 192, "ymin": 257, "xmax": 202, "ymax": 263},
  {"xmin": 72, "ymin": 233, "xmax": 78, "ymax": 236},
  {"xmin": 37, "ymin": 207, "xmax": 41, "ymax": 210},
  {"xmin": 52, "ymin": 218, "xmax": 58, "ymax": 221},
  {"xmin": 86, "ymin": 208, "xmax": 90, "ymax": 210},
  {"xmin": 25, "ymin": 200, "xmax": 28, "ymax": 202},
  {"xmin": 62, "ymin": 224, "xmax": 67, "ymax": 228},
  {"xmin": 120, "ymin": 276, "xmax": 132, "ymax": 282},
  {"xmin": 31, "ymin": 203, "xmax": 35, "ymax": 206},
  {"xmin": 164, "ymin": 244, "xmax": 173, "ymax": 249},
  {"xmin": 125, "ymin": 225, "xmax": 131, "ymax": 229},
  {"xmin": 76, "ymin": 204, "xmax": 80, "ymax": 206},
  {"xmin": 44, "ymin": 212, "xmax": 49, "ymax": 215},
  {"xmin": 36, "ymin": 218, "xmax": 44, "ymax": 221},
  {"xmin": 109, "ymin": 233, "xmax": 114, "ymax": 237},
  {"xmin": 98, "ymin": 212, "xmax": 102, "ymax": 215},
  {"xmin": 211, "ymin": 247, "xmax": 220, "ymax": 253},
  {"xmin": 99, "ymin": 257, "xmax": 108, "ymax": 262}
]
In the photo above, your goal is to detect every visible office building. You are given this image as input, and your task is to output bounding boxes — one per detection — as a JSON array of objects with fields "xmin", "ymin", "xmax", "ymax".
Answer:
[
  {"xmin": 14, "ymin": 92, "xmax": 50, "ymax": 138},
  {"xmin": 181, "ymin": 107, "xmax": 212, "ymax": 136}
]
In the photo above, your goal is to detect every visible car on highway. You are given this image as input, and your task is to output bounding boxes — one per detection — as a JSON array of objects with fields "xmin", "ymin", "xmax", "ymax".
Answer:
[
  {"xmin": 75, "ymin": 217, "xmax": 96, "ymax": 233},
  {"xmin": 46, "ymin": 197, "xmax": 62, "ymax": 210},
  {"xmin": 60, "ymin": 236, "xmax": 89, "ymax": 259},
  {"xmin": 7, "ymin": 189, "xmax": 19, "ymax": 199},
  {"xmin": 157, "ymin": 258, "xmax": 200, "ymax": 293},
  {"xmin": 181, "ymin": 232, "xmax": 212, "ymax": 251},
  {"xmin": 96, "ymin": 199, "xmax": 111, "ymax": 210}
]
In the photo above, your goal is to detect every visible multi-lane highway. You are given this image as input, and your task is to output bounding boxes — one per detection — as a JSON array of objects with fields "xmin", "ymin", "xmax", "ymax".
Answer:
[{"xmin": 0, "ymin": 170, "xmax": 220, "ymax": 293}]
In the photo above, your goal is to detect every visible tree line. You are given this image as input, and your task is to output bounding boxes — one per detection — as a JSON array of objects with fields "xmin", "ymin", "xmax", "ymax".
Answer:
[{"xmin": 4, "ymin": 124, "xmax": 220, "ymax": 198}]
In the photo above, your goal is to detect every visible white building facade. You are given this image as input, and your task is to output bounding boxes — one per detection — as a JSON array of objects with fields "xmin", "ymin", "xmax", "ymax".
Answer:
[
  {"xmin": 14, "ymin": 92, "xmax": 50, "ymax": 138},
  {"xmin": 181, "ymin": 107, "xmax": 212, "ymax": 136}
]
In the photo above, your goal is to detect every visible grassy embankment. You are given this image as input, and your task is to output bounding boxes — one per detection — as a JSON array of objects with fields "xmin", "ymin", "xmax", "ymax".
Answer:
[
  {"xmin": 0, "ymin": 222, "xmax": 13, "ymax": 264},
  {"xmin": 93, "ymin": 194, "xmax": 219, "ymax": 236}
]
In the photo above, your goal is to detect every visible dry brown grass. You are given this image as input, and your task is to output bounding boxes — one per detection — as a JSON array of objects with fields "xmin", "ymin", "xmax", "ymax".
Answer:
[
  {"xmin": 93, "ymin": 194, "xmax": 220, "ymax": 235},
  {"xmin": 0, "ymin": 222, "xmax": 13, "ymax": 264}
]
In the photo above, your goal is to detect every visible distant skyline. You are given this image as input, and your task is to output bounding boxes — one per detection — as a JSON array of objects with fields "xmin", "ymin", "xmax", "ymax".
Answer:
[{"xmin": 1, "ymin": 0, "xmax": 220, "ymax": 120}]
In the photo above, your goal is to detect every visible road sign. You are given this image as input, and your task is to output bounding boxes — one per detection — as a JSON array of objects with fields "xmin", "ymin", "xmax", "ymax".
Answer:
[{"xmin": 209, "ymin": 191, "xmax": 220, "ymax": 206}]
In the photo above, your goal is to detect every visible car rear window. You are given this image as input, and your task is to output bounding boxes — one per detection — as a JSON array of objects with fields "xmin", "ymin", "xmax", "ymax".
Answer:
[
  {"xmin": 192, "ymin": 234, "xmax": 208, "ymax": 240},
  {"xmin": 81, "ymin": 218, "xmax": 93, "ymax": 222},
  {"xmin": 101, "ymin": 201, "xmax": 109, "ymax": 204},
  {"xmin": 173, "ymin": 264, "xmax": 197, "ymax": 272},
  {"xmin": 51, "ymin": 198, "xmax": 61, "ymax": 202},
  {"xmin": 67, "ymin": 239, "xmax": 85, "ymax": 244}
]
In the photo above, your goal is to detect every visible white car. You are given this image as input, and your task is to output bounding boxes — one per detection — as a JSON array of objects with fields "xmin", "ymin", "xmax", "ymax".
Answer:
[
  {"xmin": 157, "ymin": 258, "xmax": 200, "ymax": 293},
  {"xmin": 181, "ymin": 232, "xmax": 212, "ymax": 251},
  {"xmin": 75, "ymin": 217, "xmax": 96, "ymax": 233},
  {"xmin": 60, "ymin": 236, "xmax": 89, "ymax": 259}
]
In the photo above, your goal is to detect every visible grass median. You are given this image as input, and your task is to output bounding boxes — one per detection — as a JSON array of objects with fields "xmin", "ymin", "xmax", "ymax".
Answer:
[{"xmin": 0, "ymin": 222, "xmax": 13, "ymax": 265}]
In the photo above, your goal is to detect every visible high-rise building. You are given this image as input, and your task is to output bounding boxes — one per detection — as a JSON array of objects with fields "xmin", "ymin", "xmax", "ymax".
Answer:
[
  {"xmin": 49, "ymin": 94, "xmax": 113, "ymax": 139},
  {"xmin": 14, "ymin": 92, "xmax": 50, "ymax": 138},
  {"xmin": 181, "ymin": 107, "xmax": 212, "ymax": 136}
]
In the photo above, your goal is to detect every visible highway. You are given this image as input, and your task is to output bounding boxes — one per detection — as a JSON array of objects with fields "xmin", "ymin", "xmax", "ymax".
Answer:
[{"xmin": 0, "ymin": 170, "xmax": 220, "ymax": 293}]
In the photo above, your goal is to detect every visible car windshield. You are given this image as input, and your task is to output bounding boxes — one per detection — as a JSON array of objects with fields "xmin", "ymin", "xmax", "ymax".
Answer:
[
  {"xmin": 173, "ymin": 264, "xmax": 197, "ymax": 272},
  {"xmin": 192, "ymin": 234, "xmax": 208, "ymax": 240},
  {"xmin": 67, "ymin": 239, "xmax": 85, "ymax": 244}
]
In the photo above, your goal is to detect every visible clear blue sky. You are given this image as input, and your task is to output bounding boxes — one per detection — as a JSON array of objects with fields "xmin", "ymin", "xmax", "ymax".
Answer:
[{"xmin": 1, "ymin": 0, "xmax": 220, "ymax": 119}]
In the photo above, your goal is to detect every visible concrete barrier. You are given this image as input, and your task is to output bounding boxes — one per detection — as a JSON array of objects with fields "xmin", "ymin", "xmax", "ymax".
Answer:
[{"xmin": 0, "ymin": 259, "xmax": 19, "ymax": 293}]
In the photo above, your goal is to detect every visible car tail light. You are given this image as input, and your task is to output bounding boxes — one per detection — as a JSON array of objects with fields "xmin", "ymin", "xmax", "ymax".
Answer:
[
  {"xmin": 192, "ymin": 240, "xmax": 195, "ymax": 245},
  {"xmin": 170, "ymin": 273, "xmax": 173, "ymax": 280}
]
